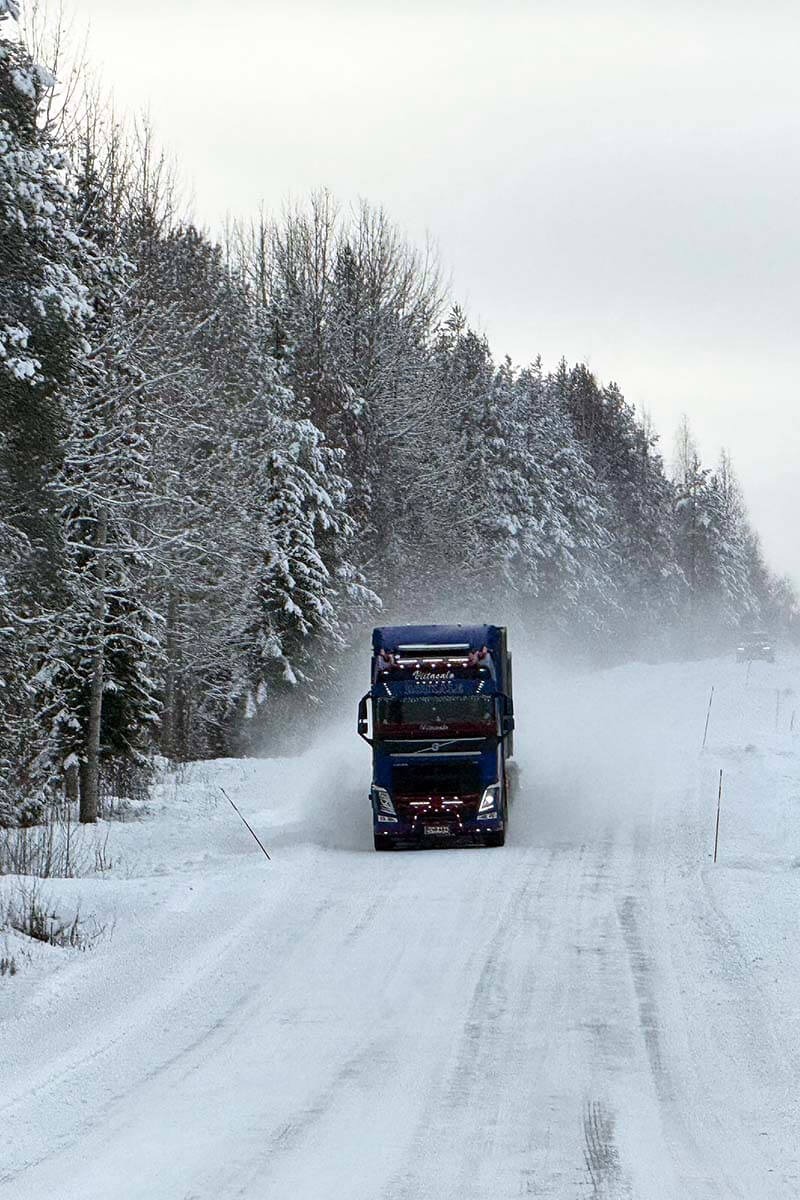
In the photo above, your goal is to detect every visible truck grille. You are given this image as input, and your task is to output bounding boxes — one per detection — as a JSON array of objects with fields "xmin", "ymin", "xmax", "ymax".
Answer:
[{"xmin": 391, "ymin": 761, "xmax": 481, "ymax": 797}]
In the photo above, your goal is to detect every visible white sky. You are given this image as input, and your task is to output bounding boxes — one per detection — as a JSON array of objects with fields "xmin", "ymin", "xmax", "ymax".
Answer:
[{"xmin": 64, "ymin": 0, "xmax": 800, "ymax": 580}]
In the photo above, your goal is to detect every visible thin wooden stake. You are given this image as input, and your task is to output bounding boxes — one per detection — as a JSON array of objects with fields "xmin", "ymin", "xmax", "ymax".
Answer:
[
  {"xmin": 220, "ymin": 787, "xmax": 271, "ymax": 861},
  {"xmin": 702, "ymin": 686, "xmax": 715, "ymax": 750},
  {"xmin": 713, "ymin": 769, "xmax": 723, "ymax": 863}
]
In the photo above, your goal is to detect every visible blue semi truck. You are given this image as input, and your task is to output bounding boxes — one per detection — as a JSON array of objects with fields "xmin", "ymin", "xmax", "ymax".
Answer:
[{"xmin": 357, "ymin": 624, "xmax": 515, "ymax": 849}]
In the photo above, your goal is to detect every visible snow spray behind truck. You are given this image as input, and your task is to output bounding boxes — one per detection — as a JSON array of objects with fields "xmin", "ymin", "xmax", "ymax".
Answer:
[{"xmin": 357, "ymin": 624, "xmax": 515, "ymax": 849}]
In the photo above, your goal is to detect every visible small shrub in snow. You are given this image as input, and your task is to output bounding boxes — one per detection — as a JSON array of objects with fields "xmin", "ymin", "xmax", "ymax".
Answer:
[
  {"xmin": 3, "ymin": 882, "xmax": 106, "ymax": 950},
  {"xmin": 0, "ymin": 805, "xmax": 116, "ymax": 878},
  {"xmin": 98, "ymin": 761, "xmax": 153, "ymax": 819},
  {"xmin": 0, "ymin": 807, "xmax": 77, "ymax": 877}
]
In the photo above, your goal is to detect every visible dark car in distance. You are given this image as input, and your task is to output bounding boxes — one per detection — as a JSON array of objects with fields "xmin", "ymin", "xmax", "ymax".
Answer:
[{"xmin": 736, "ymin": 632, "xmax": 775, "ymax": 663}]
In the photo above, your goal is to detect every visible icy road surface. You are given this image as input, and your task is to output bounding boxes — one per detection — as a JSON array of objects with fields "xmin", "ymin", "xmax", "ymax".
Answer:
[{"xmin": 2, "ymin": 654, "xmax": 800, "ymax": 1198}]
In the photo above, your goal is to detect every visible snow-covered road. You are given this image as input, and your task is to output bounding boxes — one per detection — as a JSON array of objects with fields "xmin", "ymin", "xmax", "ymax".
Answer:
[{"xmin": 2, "ymin": 653, "xmax": 799, "ymax": 1198}]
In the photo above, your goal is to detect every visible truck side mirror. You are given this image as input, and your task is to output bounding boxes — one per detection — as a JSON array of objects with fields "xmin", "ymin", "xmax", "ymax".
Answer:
[
  {"xmin": 502, "ymin": 714, "xmax": 515, "ymax": 735},
  {"xmin": 357, "ymin": 695, "xmax": 372, "ymax": 744}
]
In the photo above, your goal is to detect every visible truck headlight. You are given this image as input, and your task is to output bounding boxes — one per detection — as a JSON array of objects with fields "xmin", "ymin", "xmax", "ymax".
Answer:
[
  {"xmin": 478, "ymin": 784, "xmax": 501, "ymax": 817},
  {"xmin": 372, "ymin": 786, "xmax": 396, "ymax": 818}
]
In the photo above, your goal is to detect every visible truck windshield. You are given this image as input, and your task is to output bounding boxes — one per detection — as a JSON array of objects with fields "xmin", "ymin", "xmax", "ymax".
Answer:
[{"xmin": 375, "ymin": 694, "xmax": 495, "ymax": 735}]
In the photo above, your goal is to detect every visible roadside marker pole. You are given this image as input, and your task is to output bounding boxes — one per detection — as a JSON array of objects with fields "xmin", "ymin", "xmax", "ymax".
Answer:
[
  {"xmin": 745, "ymin": 660, "xmax": 752, "ymax": 687},
  {"xmin": 713, "ymin": 769, "xmax": 723, "ymax": 864},
  {"xmin": 220, "ymin": 786, "xmax": 272, "ymax": 861},
  {"xmin": 775, "ymin": 689, "xmax": 781, "ymax": 732},
  {"xmin": 702, "ymin": 686, "xmax": 715, "ymax": 750}
]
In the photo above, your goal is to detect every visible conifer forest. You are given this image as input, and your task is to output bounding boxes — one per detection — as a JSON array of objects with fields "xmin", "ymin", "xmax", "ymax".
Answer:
[{"xmin": 1, "ymin": 3, "xmax": 796, "ymax": 825}]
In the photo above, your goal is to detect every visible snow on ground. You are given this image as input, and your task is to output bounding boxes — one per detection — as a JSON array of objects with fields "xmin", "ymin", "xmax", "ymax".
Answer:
[{"xmin": 1, "ymin": 649, "xmax": 800, "ymax": 1198}]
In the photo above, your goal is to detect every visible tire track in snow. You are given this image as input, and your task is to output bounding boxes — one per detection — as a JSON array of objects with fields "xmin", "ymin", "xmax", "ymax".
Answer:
[
  {"xmin": 582, "ymin": 1099, "xmax": 626, "ymax": 1199},
  {"xmin": 218, "ymin": 1036, "xmax": 390, "ymax": 1200},
  {"xmin": 614, "ymin": 823, "xmax": 749, "ymax": 1200},
  {"xmin": 382, "ymin": 852, "xmax": 542, "ymax": 1200},
  {"xmin": 383, "ymin": 841, "xmax": 595, "ymax": 1200},
  {"xmin": 617, "ymin": 894, "xmax": 669, "ymax": 1098},
  {"xmin": 560, "ymin": 828, "xmax": 633, "ymax": 1200}
]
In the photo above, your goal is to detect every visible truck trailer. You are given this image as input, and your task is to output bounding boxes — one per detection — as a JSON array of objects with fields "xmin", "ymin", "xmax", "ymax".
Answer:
[{"xmin": 357, "ymin": 624, "xmax": 515, "ymax": 849}]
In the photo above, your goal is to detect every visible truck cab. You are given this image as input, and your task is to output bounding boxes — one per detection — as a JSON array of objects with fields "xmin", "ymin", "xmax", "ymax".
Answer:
[{"xmin": 357, "ymin": 624, "xmax": 514, "ymax": 849}]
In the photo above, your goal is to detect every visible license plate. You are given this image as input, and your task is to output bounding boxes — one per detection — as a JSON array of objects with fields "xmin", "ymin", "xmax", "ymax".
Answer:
[{"xmin": 424, "ymin": 824, "xmax": 451, "ymax": 836}]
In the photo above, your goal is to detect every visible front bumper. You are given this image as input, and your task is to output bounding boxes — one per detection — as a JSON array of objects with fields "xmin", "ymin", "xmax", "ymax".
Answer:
[{"xmin": 373, "ymin": 813, "xmax": 504, "ymax": 845}]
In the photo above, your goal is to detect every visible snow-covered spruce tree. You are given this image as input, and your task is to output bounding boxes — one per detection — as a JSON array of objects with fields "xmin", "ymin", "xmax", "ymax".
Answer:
[
  {"xmin": 241, "ymin": 308, "xmax": 376, "ymax": 744},
  {"xmin": 425, "ymin": 312, "xmax": 536, "ymax": 610},
  {"xmin": 561, "ymin": 364, "xmax": 685, "ymax": 650},
  {"xmin": 239, "ymin": 414, "xmax": 376, "ymax": 751},
  {"xmin": 710, "ymin": 449, "xmax": 760, "ymax": 631},
  {"xmin": 38, "ymin": 404, "xmax": 164, "ymax": 821},
  {"xmin": 739, "ymin": 525, "xmax": 792, "ymax": 638},
  {"xmin": 672, "ymin": 418, "xmax": 712, "ymax": 644},
  {"xmin": 0, "ymin": 6, "xmax": 90, "ymax": 602},
  {"xmin": 34, "ymin": 108, "xmax": 165, "ymax": 821},
  {"xmin": 0, "ymin": 517, "xmax": 45, "ymax": 825},
  {"xmin": 671, "ymin": 419, "xmax": 757, "ymax": 649},
  {"xmin": 490, "ymin": 354, "xmax": 617, "ymax": 622},
  {"xmin": 513, "ymin": 359, "xmax": 617, "ymax": 638},
  {"xmin": 0, "ymin": 3, "xmax": 96, "ymax": 821},
  {"xmin": 764, "ymin": 572, "xmax": 800, "ymax": 641}
]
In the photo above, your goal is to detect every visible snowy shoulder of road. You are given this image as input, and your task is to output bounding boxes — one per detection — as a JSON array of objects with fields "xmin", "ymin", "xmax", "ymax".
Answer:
[{"xmin": 1, "ymin": 650, "xmax": 800, "ymax": 1199}]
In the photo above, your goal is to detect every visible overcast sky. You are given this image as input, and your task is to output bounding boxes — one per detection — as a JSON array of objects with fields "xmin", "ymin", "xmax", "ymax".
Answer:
[{"xmin": 65, "ymin": 0, "xmax": 800, "ymax": 580}]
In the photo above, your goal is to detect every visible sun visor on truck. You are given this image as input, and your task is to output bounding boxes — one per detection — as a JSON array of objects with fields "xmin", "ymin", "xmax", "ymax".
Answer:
[{"xmin": 372, "ymin": 624, "xmax": 500, "ymax": 654}]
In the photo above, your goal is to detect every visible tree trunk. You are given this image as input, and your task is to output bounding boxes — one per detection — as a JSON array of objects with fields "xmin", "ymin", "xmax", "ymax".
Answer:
[
  {"xmin": 161, "ymin": 590, "xmax": 180, "ymax": 759},
  {"xmin": 80, "ymin": 505, "xmax": 108, "ymax": 824},
  {"xmin": 79, "ymin": 758, "xmax": 90, "ymax": 811},
  {"xmin": 181, "ymin": 680, "xmax": 194, "ymax": 763},
  {"xmin": 64, "ymin": 759, "xmax": 79, "ymax": 805}
]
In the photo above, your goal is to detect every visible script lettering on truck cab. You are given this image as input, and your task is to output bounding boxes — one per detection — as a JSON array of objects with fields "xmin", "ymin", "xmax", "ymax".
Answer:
[{"xmin": 413, "ymin": 669, "xmax": 458, "ymax": 693}]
